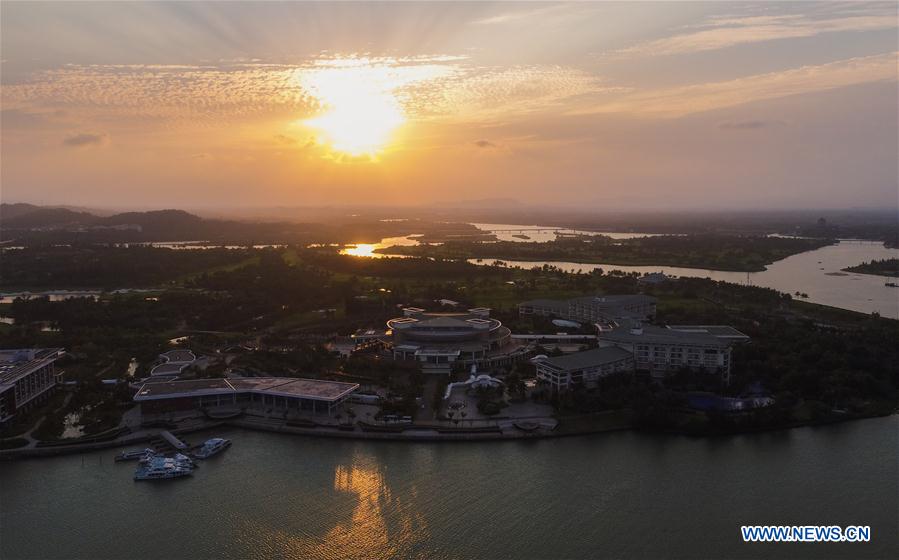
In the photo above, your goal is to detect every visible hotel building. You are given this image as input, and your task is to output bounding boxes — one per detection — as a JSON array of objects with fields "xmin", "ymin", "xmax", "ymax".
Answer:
[
  {"xmin": 519, "ymin": 295, "xmax": 657, "ymax": 325},
  {"xmin": 0, "ymin": 348, "xmax": 65, "ymax": 426},
  {"xmin": 535, "ymin": 347, "xmax": 635, "ymax": 392},
  {"xmin": 598, "ymin": 324, "xmax": 749, "ymax": 383}
]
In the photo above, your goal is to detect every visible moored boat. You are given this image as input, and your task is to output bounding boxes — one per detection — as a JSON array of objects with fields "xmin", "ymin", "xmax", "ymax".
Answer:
[
  {"xmin": 134, "ymin": 456, "xmax": 194, "ymax": 481},
  {"xmin": 193, "ymin": 437, "xmax": 231, "ymax": 459}
]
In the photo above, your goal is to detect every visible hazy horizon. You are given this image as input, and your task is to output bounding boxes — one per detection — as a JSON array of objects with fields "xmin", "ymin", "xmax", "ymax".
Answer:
[{"xmin": 2, "ymin": 1, "xmax": 897, "ymax": 210}]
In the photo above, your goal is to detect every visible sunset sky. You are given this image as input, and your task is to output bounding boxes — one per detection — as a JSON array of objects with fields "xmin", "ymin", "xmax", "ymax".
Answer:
[{"xmin": 1, "ymin": 1, "xmax": 897, "ymax": 210}]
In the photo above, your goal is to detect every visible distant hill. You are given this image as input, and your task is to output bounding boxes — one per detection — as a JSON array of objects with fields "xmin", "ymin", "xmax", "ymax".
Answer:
[
  {"xmin": 0, "ymin": 203, "xmax": 425, "ymax": 245},
  {"xmin": 1, "ymin": 204, "xmax": 99, "ymax": 229},
  {"xmin": 0, "ymin": 203, "xmax": 42, "ymax": 220}
]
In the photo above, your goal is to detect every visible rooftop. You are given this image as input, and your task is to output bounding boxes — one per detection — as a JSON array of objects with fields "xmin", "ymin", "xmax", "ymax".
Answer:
[
  {"xmin": 599, "ymin": 324, "xmax": 744, "ymax": 346},
  {"xmin": 149, "ymin": 363, "xmax": 188, "ymax": 376},
  {"xmin": 520, "ymin": 295, "xmax": 657, "ymax": 317},
  {"xmin": 0, "ymin": 348, "xmax": 64, "ymax": 387},
  {"xmin": 388, "ymin": 311, "xmax": 501, "ymax": 331},
  {"xmin": 538, "ymin": 347, "xmax": 634, "ymax": 371},
  {"xmin": 160, "ymin": 349, "xmax": 196, "ymax": 364},
  {"xmin": 134, "ymin": 376, "xmax": 359, "ymax": 402},
  {"xmin": 666, "ymin": 325, "xmax": 751, "ymax": 341}
]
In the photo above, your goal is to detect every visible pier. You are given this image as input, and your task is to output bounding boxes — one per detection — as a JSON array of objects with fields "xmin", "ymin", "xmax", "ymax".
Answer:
[{"xmin": 159, "ymin": 430, "xmax": 189, "ymax": 451}]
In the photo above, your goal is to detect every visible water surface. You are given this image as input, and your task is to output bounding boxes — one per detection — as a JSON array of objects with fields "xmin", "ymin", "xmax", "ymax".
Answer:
[
  {"xmin": 468, "ymin": 240, "xmax": 899, "ymax": 319},
  {"xmin": 1, "ymin": 417, "xmax": 896, "ymax": 560}
]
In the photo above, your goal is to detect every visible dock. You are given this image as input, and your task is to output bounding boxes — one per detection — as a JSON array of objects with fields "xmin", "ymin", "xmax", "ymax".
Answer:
[{"xmin": 159, "ymin": 430, "xmax": 189, "ymax": 451}]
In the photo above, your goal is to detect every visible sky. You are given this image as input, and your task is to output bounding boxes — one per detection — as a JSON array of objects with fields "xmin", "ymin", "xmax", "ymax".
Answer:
[{"xmin": 1, "ymin": 1, "xmax": 897, "ymax": 211}]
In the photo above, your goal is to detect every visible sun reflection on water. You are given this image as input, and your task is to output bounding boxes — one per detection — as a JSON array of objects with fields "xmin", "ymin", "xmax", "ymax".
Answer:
[
  {"xmin": 237, "ymin": 458, "xmax": 428, "ymax": 560},
  {"xmin": 341, "ymin": 243, "xmax": 379, "ymax": 257}
]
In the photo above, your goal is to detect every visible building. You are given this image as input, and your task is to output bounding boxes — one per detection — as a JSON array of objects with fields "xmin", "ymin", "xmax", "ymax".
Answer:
[
  {"xmin": 134, "ymin": 376, "xmax": 359, "ymax": 418},
  {"xmin": 387, "ymin": 307, "xmax": 529, "ymax": 372},
  {"xmin": 0, "ymin": 348, "xmax": 65, "ymax": 426},
  {"xmin": 598, "ymin": 324, "xmax": 749, "ymax": 383},
  {"xmin": 637, "ymin": 272, "xmax": 670, "ymax": 285},
  {"xmin": 149, "ymin": 349, "xmax": 199, "ymax": 379},
  {"xmin": 535, "ymin": 347, "xmax": 634, "ymax": 392},
  {"xmin": 519, "ymin": 295, "xmax": 657, "ymax": 325}
]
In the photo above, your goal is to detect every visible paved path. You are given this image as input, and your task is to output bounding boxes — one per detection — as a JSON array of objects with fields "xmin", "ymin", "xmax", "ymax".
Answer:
[{"xmin": 20, "ymin": 392, "xmax": 74, "ymax": 449}]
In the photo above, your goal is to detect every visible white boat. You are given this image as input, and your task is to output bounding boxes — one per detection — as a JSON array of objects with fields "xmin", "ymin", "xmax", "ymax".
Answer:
[
  {"xmin": 115, "ymin": 448, "xmax": 156, "ymax": 462},
  {"xmin": 193, "ymin": 438, "xmax": 231, "ymax": 459},
  {"xmin": 173, "ymin": 453, "xmax": 196, "ymax": 468},
  {"xmin": 134, "ymin": 456, "xmax": 194, "ymax": 481}
]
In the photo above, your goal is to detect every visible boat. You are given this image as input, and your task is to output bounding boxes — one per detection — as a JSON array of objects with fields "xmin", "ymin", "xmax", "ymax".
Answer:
[
  {"xmin": 171, "ymin": 453, "xmax": 196, "ymax": 467},
  {"xmin": 885, "ymin": 282, "xmax": 898, "ymax": 288},
  {"xmin": 193, "ymin": 437, "xmax": 231, "ymax": 459},
  {"xmin": 137, "ymin": 452, "xmax": 193, "ymax": 468},
  {"xmin": 115, "ymin": 448, "xmax": 156, "ymax": 462},
  {"xmin": 134, "ymin": 456, "xmax": 194, "ymax": 481}
]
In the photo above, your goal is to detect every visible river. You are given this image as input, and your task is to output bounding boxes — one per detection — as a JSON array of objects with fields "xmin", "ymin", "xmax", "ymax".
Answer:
[
  {"xmin": 0, "ymin": 417, "xmax": 896, "ymax": 560},
  {"xmin": 339, "ymin": 223, "xmax": 898, "ymax": 319},
  {"xmin": 468, "ymin": 240, "xmax": 899, "ymax": 319}
]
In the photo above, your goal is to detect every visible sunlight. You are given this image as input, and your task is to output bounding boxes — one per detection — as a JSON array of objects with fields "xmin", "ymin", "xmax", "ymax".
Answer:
[
  {"xmin": 297, "ymin": 57, "xmax": 454, "ymax": 158},
  {"xmin": 341, "ymin": 243, "xmax": 377, "ymax": 257}
]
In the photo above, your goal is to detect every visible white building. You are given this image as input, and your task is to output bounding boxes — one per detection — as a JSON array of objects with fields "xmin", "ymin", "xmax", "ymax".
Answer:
[
  {"xmin": 598, "ymin": 324, "xmax": 749, "ymax": 384},
  {"xmin": 387, "ymin": 308, "xmax": 528, "ymax": 373},
  {"xmin": 519, "ymin": 295, "xmax": 657, "ymax": 325},
  {"xmin": 535, "ymin": 347, "xmax": 634, "ymax": 392},
  {"xmin": 149, "ymin": 349, "xmax": 201, "ymax": 379}
]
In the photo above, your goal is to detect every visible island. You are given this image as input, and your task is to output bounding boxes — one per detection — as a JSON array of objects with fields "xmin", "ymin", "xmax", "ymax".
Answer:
[
  {"xmin": 843, "ymin": 258, "xmax": 899, "ymax": 278},
  {"xmin": 376, "ymin": 234, "xmax": 834, "ymax": 272}
]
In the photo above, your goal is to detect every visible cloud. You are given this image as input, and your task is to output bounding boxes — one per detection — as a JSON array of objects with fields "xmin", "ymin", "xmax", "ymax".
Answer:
[
  {"xmin": 575, "ymin": 52, "xmax": 898, "ymax": 117},
  {"xmin": 2, "ymin": 57, "xmax": 606, "ymax": 130},
  {"xmin": 406, "ymin": 65, "xmax": 610, "ymax": 121},
  {"xmin": 471, "ymin": 5, "xmax": 567, "ymax": 26},
  {"xmin": 2, "ymin": 63, "xmax": 320, "ymax": 127},
  {"xmin": 718, "ymin": 120, "xmax": 786, "ymax": 130},
  {"xmin": 617, "ymin": 9, "xmax": 898, "ymax": 57},
  {"xmin": 62, "ymin": 132, "xmax": 107, "ymax": 147},
  {"xmin": 1, "ymin": 108, "xmax": 68, "ymax": 128},
  {"xmin": 473, "ymin": 139, "xmax": 496, "ymax": 148},
  {"xmin": 274, "ymin": 134, "xmax": 297, "ymax": 144}
]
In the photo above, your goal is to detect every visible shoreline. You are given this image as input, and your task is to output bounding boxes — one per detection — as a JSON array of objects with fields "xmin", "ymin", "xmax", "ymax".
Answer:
[{"xmin": 1, "ymin": 409, "xmax": 893, "ymax": 461}]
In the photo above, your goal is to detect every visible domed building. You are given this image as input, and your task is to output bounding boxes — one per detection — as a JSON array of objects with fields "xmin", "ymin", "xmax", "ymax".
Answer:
[{"xmin": 387, "ymin": 307, "xmax": 528, "ymax": 372}]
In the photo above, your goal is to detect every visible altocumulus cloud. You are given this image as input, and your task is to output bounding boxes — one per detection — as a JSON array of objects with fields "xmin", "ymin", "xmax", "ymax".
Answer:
[{"xmin": 63, "ymin": 132, "xmax": 108, "ymax": 147}]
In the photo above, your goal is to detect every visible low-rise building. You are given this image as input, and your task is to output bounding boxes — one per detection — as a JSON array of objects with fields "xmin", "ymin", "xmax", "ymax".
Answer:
[
  {"xmin": 0, "ymin": 348, "xmax": 65, "ymax": 426},
  {"xmin": 134, "ymin": 376, "xmax": 359, "ymax": 418},
  {"xmin": 149, "ymin": 349, "xmax": 201, "ymax": 379},
  {"xmin": 519, "ymin": 295, "xmax": 657, "ymax": 325},
  {"xmin": 598, "ymin": 324, "xmax": 748, "ymax": 383},
  {"xmin": 535, "ymin": 347, "xmax": 634, "ymax": 392},
  {"xmin": 637, "ymin": 272, "xmax": 670, "ymax": 285}
]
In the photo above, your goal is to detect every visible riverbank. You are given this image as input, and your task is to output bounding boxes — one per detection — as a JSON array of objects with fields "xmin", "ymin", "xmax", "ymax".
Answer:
[
  {"xmin": 3, "ymin": 407, "xmax": 893, "ymax": 460},
  {"xmin": 378, "ymin": 235, "xmax": 835, "ymax": 272}
]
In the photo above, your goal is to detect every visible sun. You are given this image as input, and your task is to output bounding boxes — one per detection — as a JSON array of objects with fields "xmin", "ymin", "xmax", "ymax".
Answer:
[{"xmin": 299, "ymin": 59, "xmax": 408, "ymax": 157}]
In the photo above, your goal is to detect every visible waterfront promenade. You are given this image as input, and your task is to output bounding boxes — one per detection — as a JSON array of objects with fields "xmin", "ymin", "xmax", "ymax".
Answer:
[{"xmin": 1, "ymin": 409, "xmax": 643, "ymax": 459}]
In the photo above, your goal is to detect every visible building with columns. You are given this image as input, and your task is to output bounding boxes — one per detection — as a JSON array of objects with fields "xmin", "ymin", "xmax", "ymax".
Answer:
[{"xmin": 387, "ymin": 307, "xmax": 529, "ymax": 373}]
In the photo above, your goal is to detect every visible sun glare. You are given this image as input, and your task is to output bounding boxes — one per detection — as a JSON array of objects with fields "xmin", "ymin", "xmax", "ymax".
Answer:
[
  {"xmin": 297, "ymin": 57, "xmax": 454, "ymax": 158},
  {"xmin": 341, "ymin": 243, "xmax": 378, "ymax": 257}
]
